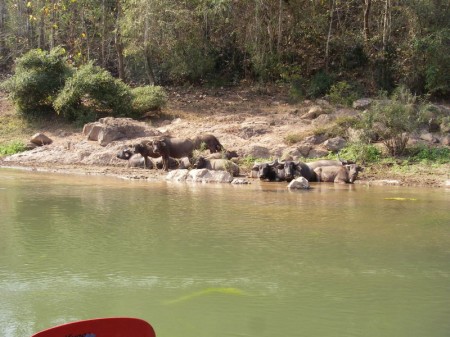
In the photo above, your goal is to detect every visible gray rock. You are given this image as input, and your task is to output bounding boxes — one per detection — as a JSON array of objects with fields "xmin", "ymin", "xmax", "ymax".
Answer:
[
  {"xmin": 353, "ymin": 98, "xmax": 373, "ymax": 110},
  {"xmin": 231, "ymin": 178, "xmax": 251, "ymax": 184},
  {"xmin": 420, "ymin": 132, "xmax": 439, "ymax": 143},
  {"xmin": 311, "ymin": 114, "xmax": 334, "ymax": 127},
  {"xmin": 244, "ymin": 144, "xmax": 270, "ymax": 158},
  {"xmin": 441, "ymin": 135, "xmax": 450, "ymax": 146},
  {"xmin": 307, "ymin": 147, "xmax": 329, "ymax": 158},
  {"xmin": 83, "ymin": 117, "xmax": 160, "ymax": 146},
  {"xmin": 300, "ymin": 106, "xmax": 324, "ymax": 120},
  {"xmin": 165, "ymin": 169, "xmax": 190, "ymax": 181},
  {"xmin": 323, "ymin": 136, "xmax": 347, "ymax": 152},
  {"xmin": 287, "ymin": 177, "xmax": 310, "ymax": 189}
]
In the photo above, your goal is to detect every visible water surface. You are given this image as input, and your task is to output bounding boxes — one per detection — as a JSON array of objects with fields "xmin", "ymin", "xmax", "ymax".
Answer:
[{"xmin": 1, "ymin": 168, "xmax": 449, "ymax": 337}]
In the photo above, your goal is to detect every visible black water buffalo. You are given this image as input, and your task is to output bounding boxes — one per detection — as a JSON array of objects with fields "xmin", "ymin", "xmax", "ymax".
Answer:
[
  {"xmin": 257, "ymin": 159, "xmax": 286, "ymax": 182},
  {"xmin": 133, "ymin": 141, "xmax": 160, "ymax": 168},
  {"xmin": 117, "ymin": 149, "xmax": 151, "ymax": 169},
  {"xmin": 314, "ymin": 164, "xmax": 364, "ymax": 184},
  {"xmin": 282, "ymin": 160, "xmax": 314, "ymax": 182},
  {"xmin": 193, "ymin": 156, "xmax": 240, "ymax": 176},
  {"xmin": 193, "ymin": 134, "xmax": 224, "ymax": 153},
  {"xmin": 152, "ymin": 137, "xmax": 195, "ymax": 171}
]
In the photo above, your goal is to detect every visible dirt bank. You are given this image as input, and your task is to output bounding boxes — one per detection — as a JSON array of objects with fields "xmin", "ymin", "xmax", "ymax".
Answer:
[{"xmin": 1, "ymin": 86, "xmax": 449, "ymax": 187}]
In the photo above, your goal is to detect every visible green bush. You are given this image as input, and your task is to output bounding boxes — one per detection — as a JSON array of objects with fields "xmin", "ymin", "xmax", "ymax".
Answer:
[
  {"xmin": 363, "ymin": 86, "xmax": 423, "ymax": 156},
  {"xmin": 0, "ymin": 141, "xmax": 27, "ymax": 156},
  {"xmin": 338, "ymin": 142, "xmax": 382, "ymax": 164},
  {"xmin": 130, "ymin": 86, "xmax": 168, "ymax": 118},
  {"xmin": 307, "ymin": 71, "xmax": 334, "ymax": 98},
  {"xmin": 408, "ymin": 145, "xmax": 450, "ymax": 164},
  {"xmin": 327, "ymin": 81, "xmax": 359, "ymax": 106},
  {"xmin": 1, "ymin": 47, "xmax": 73, "ymax": 115},
  {"xmin": 54, "ymin": 62, "xmax": 132, "ymax": 121}
]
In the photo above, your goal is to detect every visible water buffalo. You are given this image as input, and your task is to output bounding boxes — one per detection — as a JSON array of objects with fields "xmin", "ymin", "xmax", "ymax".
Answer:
[
  {"xmin": 314, "ymin": 164, "xmax": 364, "ymax": 184},
  {"xmin": 257, "ymin": 159, "xmax": 285, "ymax": 182},
  {"xmin": 133, "ymin": 141, "xmax": 160, "ymax": 168},
  {"xmin": 306, "ymin": 159, "xmax": 354, "ymax": 181},
  {"xmin": 152, "ymin": 137, "xmax": 195, "ymax": 171},
  {"xmin": 193, "ymin": 134, "xmax": 224, "ymax": 153},
  {"xmin": 193, "ymin": 156, "xmax": 240, "ymax": 176},
  {"xmin": 206, "ymin": 150, "xmax": 239, "ymax": 160},
  {"xmin": 281, "ymin": 160, "xmax": 314, "ymax": 182},
  {"xmin": 117, "ymin": 148, "xmax": 151, "ymax": 169}
]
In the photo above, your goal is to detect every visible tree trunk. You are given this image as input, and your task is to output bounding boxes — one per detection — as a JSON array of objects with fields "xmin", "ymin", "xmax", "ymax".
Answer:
[
  {"xmin": 363, "ymin": 0, "xmax": 371, "ymax": 43},
  {"xmin": 382, "ymin": 0, "xmax": 391, "ymax": 52},
  {"xmin": 115, "ymin": 0, "xmax": 125, "ymax": 80},
  {"xmin": 0, "ymin": 0, "xmax": 6, "ymax": 57},
  {"xmin": 277, "ymin": 0, "xmax": 282, "ymax": 54},
  {"xmin": 101, "ymin": 0, "xmax": 106, "ymax": 67},
  {"xmin": 325, "ymin": 0, "xmax": 335, "ymax": 72}
]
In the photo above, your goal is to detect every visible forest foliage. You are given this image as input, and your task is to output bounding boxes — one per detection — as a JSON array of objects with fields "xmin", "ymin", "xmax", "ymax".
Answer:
[{"xmin": 0, "ymin": 0, "xmax": 448, "ymax": 98}]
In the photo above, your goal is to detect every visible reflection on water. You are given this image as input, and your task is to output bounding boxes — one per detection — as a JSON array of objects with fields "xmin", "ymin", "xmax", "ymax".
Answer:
[{"xmin": 1, "ymin": 168, "xmax": 450, "ymax": 337}]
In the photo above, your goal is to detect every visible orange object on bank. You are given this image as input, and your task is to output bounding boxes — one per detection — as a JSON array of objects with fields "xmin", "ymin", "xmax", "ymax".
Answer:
[{"xmin": 31, "ymin": 317, "xmax": 156, "ymax": 337}]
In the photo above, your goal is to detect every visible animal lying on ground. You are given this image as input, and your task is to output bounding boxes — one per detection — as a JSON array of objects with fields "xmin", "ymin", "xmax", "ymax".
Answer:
[
  {"xmin": 193, "ymin": 156, "xmax": 240, "ymax": 176},
  {"xmin": 314, "ymin": 164, "xmax": 364, "ymax": 184},
  {"xmin": 117, "ymin": 147, "xmax": 182, "ymax": 169},
  {"xmin": 306, "ymin": 159, "xmax": 354, "ymax": 181},
  {"xmin": 193, "ymin": 134, "xmax": 224, "ymax": 153},
  {"xmin": 256, "ymin": 159, "xmax": 286, "ymax": 182},
  {"xmin": 281, "ymin": 160, "xmax": 313, "ymax": 182},
  {"xmin": 117, "ymin": 149, "xmax": 151, "ymax": 169},
  {"xmin": 152, "ymin": 137, "xmax": 195, "ymax": 171},
  {"xmin": 206, "ymin": 150, "xmax": 239, "ymax": 160}
]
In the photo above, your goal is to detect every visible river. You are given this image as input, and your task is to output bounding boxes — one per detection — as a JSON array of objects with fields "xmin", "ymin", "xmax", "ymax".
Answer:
[{"xmin": 1, "ymin": 168, "xmax": 449, "ymax": 337}]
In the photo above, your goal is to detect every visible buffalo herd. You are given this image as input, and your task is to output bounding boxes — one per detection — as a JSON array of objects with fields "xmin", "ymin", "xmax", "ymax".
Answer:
[{"xmin": 117, "ymin": 133, "xmax": 364, "ymax": 184}]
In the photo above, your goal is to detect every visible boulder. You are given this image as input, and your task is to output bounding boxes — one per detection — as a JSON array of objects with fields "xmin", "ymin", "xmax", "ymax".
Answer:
[
  {"xmin": 83, "ymin": 117, "xmax": 160, "ymax": 146},
  {"xmin": 166, "ymin": 169, "xmax": 190, "ymax": 182},
  {"xmin": 300, "ymin": 106, "xmax": 324, "ymax": 120},
  {"xmin": 187, "ymin": 169, "xmax": 233, "ymax": 183},
  {"xmin": 287, "ymin": 177, "xmax": 310, "ymax": 189},
  {"xmin": 352, "ymin": 98, "xmax": 372, "ymax": 110},
  {"xmin": 441, "ymin": 135, "xmax": 450, "ymax": 146},
  {"xmin": 30, "ymin": 133, "xmax": 53, "ymax": 146},
  {"xmin": 311, "ymin": 114, "xmax": 334, "ymax": 127},
  {"xmin": 303, "ymin": 134, "xmax": 327, "ymax": 145},
  {"xmin": 420, "ymin": 132, "xmax": 439, "ymax": 143},
  {"xmin": 323, "ymin": 136, "xmax": 347, "ymax": 152},
  {"xmin": 307, "ymin": 147, "xmax": 329, "ymax": 158},
  {"xmin": 165, "ymin": 169, "xmax": 234, "ymax": 183},
  {"xmin": 243, "ymin": 144, "xmax": 270, "ymax": 158}
]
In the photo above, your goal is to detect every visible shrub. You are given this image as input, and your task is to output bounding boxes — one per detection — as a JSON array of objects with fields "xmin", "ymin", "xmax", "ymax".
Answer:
[
  {"xmin": 338, "ymin": 142, "xmax": 382, "ymax": 164},
  {"xmin": 363, "ymin": 86, "xmax": 423, "ymax": 156},
  {"xmin": 284, "ymin": 132, "xmax": 309, "ymax": 145},
  {"xmin": 307, "ymin": 71, "xmax": 335, "ymax": 98},
  {"xmin": 130, "ymin": 86, "xmax": 168, "ymax": 118},
  {"xmin": 0, "ymin": 141, "xmax": 27, "ymax": 156},
  {"xmin": 54, "ymin": 62, "xmax": 132, "ymax": 121},
  {"xmin": 328, "ymin": 81, "xmax": 359, "ymax": 106},
  {"xmin": 408, "ymin": 145, "xmax": 450, "ymax": 164},
  {"xmin": 1, "ymin": 47, "xmax": 73, "ymax": 115}
]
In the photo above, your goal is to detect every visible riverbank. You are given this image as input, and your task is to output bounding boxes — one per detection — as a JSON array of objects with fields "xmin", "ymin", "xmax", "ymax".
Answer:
[{"xmin": 1, "ymin": 86, "xmax": 449, "ymax": 188}]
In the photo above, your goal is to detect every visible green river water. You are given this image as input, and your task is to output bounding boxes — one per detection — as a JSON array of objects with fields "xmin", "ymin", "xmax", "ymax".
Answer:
[{"xmin": 0, "ymin": 168, "xmax": 449, "ymax": 337}]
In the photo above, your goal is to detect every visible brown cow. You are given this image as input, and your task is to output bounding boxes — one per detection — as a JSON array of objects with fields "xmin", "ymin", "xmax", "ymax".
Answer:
[{"xmin": 314, "ymin": 164, "xmax": 363, "ymax": 184}]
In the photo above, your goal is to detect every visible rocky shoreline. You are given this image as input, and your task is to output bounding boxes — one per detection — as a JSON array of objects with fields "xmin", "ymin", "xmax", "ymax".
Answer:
[{"xmin": 1, "ymin": 87, "xmax": 449, "ymax": 188}]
